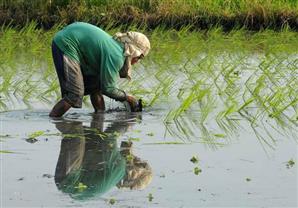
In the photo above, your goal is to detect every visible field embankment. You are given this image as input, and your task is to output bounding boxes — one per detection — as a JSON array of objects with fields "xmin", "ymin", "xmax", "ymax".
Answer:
[{"xmin": 1, "ymin": 0, "xmax": 298, "ymax": 30}]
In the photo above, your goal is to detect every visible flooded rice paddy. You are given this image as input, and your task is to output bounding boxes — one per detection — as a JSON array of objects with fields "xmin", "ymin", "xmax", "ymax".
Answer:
[{"xmin": 1, "ymin": 27, "xmax": 298, "ymax": 207}]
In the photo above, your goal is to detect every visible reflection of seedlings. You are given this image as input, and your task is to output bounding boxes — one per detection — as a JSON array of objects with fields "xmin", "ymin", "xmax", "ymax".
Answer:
[
  {"xmin": 145, "ymin": 142, "xmax": 185, "ymax": 145},
  {"xmin": 28, "ymin": 130, "xmax": 44, "ymax": 139},
  {"xmin": 27, "ymin": 130, "xmax": 44, "ymax": 142},
  {"xmin": 0, "ymin": 134, "xmax": 11, "ymax": 138},
  {"xmin": 194, "ymin": 167, "xmax": 202, "ymax": 175},
  {"xmin": 136, "ymin": 117, "xmax": 142, "ymax": 124},
  {"xmin": 108, "ymin": 142, "xmax": 114, "ymax": 148},
  {"xmin": 63, "ymin": 133, "xmax": 85, "ymax": 139},
  {"xmin": 146, "ymin": 132, "xmax": 154, "ymax": 136},
  {"xmin": 93, "ymin": 132, "xmax": 107, "ymax": 139},
  {"xmin": 159, "ymin": 174, "xmax": 166, "ymax": 178},
  {"xmin": 42, "ymin": 174, "xmax": 53, "ymax": 178},
  {"xmin": 109, "ymin": 198, "xmax": 116, "ymax": 205},
  {"xmin": 75, "ymin": 182, "xmax": 87, "ymax": 192},
  {"xmin": 246, "ymin": 178, "xmax": 251, "ymax": 182},
  {"xmin": 0, "ymin": 150, "xmax": 14, "ymax": 154},
  {"xmin": 286, "ymin": 159, "xmax": 295, "ymax": 169},
  {"xmin": 112, "ymin": 131, "xmax": 121, "ymax": 138},
  {"xmin": 26, "ymin": 138, "xmax": 38, "ymax": 143},
  {"xmin": 190, "ymin": 155, "xmax": 199, "ymax": 164},
  {"xmin": 88, "ymin": 128, "xmax": 107, "ymax": 138},
  {"xmin": 148, "ymin": 193, "xmax": 153, "ymax": 202},
  {"xmin": 128, "ymin": 137, "xmax": 141, "ymax": 142},
  {"xmin": 214, "ymin": 134, "xmax": 226, "ymax": 138}
]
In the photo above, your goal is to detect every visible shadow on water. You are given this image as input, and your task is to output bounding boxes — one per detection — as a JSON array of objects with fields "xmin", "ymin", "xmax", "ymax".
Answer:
[{"xmin": 53, "ymin": 112, "xmax": 152, "ymax": 200}]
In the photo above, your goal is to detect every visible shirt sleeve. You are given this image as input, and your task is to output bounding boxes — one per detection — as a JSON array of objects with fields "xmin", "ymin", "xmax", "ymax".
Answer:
[{"xmin": 100, "ymin": 56, "xmax": 127, "ymax": 102}]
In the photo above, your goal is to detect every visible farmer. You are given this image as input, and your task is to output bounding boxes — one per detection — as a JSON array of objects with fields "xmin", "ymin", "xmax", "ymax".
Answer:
[{"xmin": 49, "ymin": 22, "xmax": 150, "ymax": 117}]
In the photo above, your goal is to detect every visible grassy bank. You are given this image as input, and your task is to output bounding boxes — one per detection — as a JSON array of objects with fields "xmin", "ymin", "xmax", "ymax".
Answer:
[{"xmin": 1, "ymin": 0, "xmax": 298, "ymax": 30}]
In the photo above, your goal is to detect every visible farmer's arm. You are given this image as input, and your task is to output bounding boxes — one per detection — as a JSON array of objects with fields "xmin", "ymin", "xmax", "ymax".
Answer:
[{"xmin": 100, "ymin": 67, "xmax": 138, "ymax": 107}]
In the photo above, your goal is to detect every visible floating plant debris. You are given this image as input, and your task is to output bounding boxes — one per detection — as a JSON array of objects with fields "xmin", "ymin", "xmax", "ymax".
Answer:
[
  {"xmin": 190, "ymin": 156, "xmax": 199, "ymax": 164},
  {"xmin": 148, "ymin": 193, "xmax": 154, "ymax": 202},
  {"xmin": 109, "ymin": 198, "xmax": 116, "ymax": 205},
  {"xmin": 286, "ymin": 159, "xmax": 295, "ymax": 169},
  {"xmin": 194, "ymin": 167, "xmax": 202, "ymax": 175}
]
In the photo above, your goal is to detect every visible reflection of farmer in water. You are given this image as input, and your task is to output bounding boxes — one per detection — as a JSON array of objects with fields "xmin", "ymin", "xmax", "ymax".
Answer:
[{"xmin": 54, "ymin": 113, "xmax": 152, "ymax": 199}]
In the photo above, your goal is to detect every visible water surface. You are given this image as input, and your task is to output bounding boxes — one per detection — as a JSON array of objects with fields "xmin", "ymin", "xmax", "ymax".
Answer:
[{"xmin": 1, "ymin": 109, "xmax": 297, "ymax": 207}]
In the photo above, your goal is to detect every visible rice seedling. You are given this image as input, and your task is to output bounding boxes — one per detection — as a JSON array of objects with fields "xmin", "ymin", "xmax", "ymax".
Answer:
[{"xmin": 1, "ymin": 23, "xmax": 297, "ymax": 147}]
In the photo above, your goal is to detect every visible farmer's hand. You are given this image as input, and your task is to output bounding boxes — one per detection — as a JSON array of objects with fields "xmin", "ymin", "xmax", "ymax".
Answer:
[{"xmin": 126, "ymin": 95, "xmax": 138, "ymax": 111}]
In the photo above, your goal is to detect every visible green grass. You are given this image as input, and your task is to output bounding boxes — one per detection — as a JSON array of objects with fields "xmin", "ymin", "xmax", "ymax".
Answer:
[
  {"xmin": 1, "ymin": 0, "xmax": 298, "ymax": 30},
  {"xmin": 0, "ymin": 23, "xmax": 297, "ymax": 146}
]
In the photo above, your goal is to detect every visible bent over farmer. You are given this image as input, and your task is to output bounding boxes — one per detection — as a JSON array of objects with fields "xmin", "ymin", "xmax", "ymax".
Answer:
[{"xmin": 49, "ymin": 22, "xmax": 150, "ymax": 117}]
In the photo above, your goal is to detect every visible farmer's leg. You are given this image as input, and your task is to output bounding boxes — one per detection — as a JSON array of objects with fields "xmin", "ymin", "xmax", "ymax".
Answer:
[
  {"xmin": 83, "ymin": 75, "xmax": 105, "ymax": 112},
  {"xmin": 49, "ymin": 99, "xmax": 71, "ymax": 117},
  {"xmin": 50, "ymin": 41, "xmax": 70, "ymax": 117},
  {"xmin": 50, "ymin": 42, "xmax": 84, "ymax": 117},
  {"xmin": 90, "ymin": 92, "xmax": 105, "ymax": 112}
]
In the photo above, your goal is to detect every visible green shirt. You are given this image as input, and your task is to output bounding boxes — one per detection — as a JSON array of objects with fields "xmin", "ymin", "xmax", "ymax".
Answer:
[{"xmin": 53, "ymin": 22, "xmax": 126, "ymax": 101}]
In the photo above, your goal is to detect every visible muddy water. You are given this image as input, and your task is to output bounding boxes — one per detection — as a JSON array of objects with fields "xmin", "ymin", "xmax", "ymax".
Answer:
[{"xmin": 1, "ymin": 108, "xmax": 297, "ymax": 207}]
